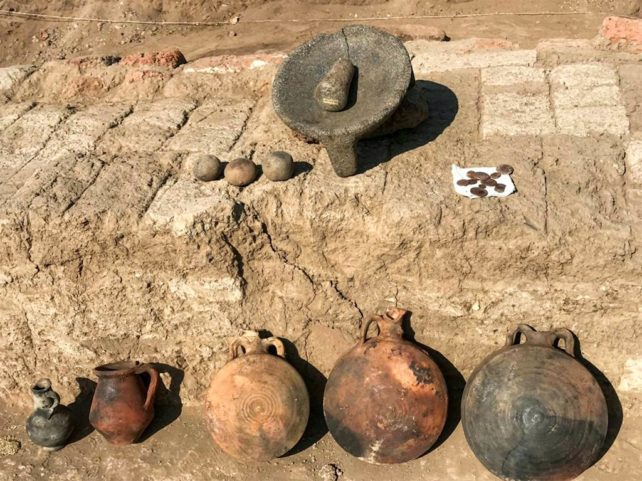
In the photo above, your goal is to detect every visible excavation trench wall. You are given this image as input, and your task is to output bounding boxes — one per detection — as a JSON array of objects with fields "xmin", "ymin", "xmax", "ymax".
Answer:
[{"xmin": 1, "ymin": 39, "xmax": 641, "ymax": 431}]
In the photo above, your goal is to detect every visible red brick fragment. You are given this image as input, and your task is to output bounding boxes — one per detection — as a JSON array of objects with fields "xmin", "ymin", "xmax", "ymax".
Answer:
[{"xmin": 121, "ymin": 49, "xmax": 186, "ymax": 69}]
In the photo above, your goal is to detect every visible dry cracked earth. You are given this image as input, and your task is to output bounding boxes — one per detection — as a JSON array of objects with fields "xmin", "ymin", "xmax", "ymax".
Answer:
[{"xmin": 1, "ymin": 22, "xmax": 642, "ymax": 481}]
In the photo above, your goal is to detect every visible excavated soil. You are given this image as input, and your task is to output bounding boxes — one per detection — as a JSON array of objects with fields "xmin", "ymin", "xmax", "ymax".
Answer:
[
  {"xmin": 1, "ymin": 2, "xmax": 642, "ymax": 481},
  {"xmin": 1, "ymin": 0, "xmax": 641, "ymax": 66}
]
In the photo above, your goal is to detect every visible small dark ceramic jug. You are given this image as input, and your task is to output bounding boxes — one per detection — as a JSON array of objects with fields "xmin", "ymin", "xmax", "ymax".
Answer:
[
  {"xmin": 89, "ymin": 361, "xmax": 159, "ymax": 445},
  {"xmin": 26, "ymin": 379, "xmax": 74, "ymax": 451}
]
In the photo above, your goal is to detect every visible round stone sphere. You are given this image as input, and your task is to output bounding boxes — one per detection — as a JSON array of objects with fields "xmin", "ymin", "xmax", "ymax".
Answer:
[
  {"xmin": 263, "ymin": 151, "xmax": 295, "ymax": 182},
  {"xmin": 193, "ymin": 154, "xmax": 222, "ymax": 181},
  {"xmin": 224, "ymin": 158, "xmax": 257, "ymax": 187}
]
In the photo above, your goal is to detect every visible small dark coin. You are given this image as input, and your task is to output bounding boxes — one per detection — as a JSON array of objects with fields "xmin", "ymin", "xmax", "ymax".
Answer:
[
  {"xmin": 497, "ymin": 164, "xmax": 514, "ymax": 175},
  {"xmin": 457, "ymin": 179, "xmax": 470, "ymax": 186},
  {"xmin": 494, "ymin": 183, "xmax": 506, "ymax": 193},
  {"xmin": 490, "ymin": 172, "xmax": 501, "ymax": 179},
  {"xmin": 471, "ymin": 187, "xmax": 488, "ymax": 197},
  {"xmin": 466, "ymin": 170, "xmax": 477, "ymax": 179},
  {"xmin": 467, "ymin": 179, "xmax": 478, "ymax": 185},
  {"xmin": 482, "ymin": 178, "xmax": 497, "ymax": 187},
  {"xmin": 475, "ymin": 172, "xmax": 490, "ymax": 181}
]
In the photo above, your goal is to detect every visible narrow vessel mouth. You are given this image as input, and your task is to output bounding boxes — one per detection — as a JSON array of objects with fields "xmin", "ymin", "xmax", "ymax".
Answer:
[
  {"xmin": 32, "ymin": 378, "xmax": 51, "ymax": 393},
  {"xmin": 94, "ymin": 360, "xmax": 140, "ymax": 377}
]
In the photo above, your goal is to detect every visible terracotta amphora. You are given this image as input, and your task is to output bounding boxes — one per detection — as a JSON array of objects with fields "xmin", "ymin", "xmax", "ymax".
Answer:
[
  {"xmin": 89, "ymin": 361, "xmax": 159, "ymax": 445},
  {"xmin": 205, "ymin": 331, "xmax": 310, "ymax": 461},
  {"xmin": 461, "ymin": 324, "xmax": 608, "ymax": 481},
  {"xmin": 323, "ymin": 307, "xmax": 448, "ymax": 464}
]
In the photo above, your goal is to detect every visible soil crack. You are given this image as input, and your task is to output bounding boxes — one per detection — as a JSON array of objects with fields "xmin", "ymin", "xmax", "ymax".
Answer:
[
  {"xmin": 330, "ymin": 280, "xmax": 364, "ymax": 320},
  {"xmin": 139, "ymin": 173, "xmax": 172, "ymax": 218},
  {"xmin": 259, "ymin": 216, "xmax": 315, "ymax": 286},
  {"xmin": 226, "ymin": 99, "xmax": 258, "ymax": 155},
  {"xmin": 159, "ymin": 101, "xmax": 199, "ymax": 149},
  {"xmin": 220, "ymin": 232, "xmax": 247, "ymax": 295}
]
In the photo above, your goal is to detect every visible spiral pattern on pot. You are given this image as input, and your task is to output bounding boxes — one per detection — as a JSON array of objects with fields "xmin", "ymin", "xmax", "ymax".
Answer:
[
  {"xmin": 462, "ymin": 347, "xmax": 608, "ymax": 481},
  {"xmin": 238, "ymin": 387, "xmax": 280, "ymax": 424}
]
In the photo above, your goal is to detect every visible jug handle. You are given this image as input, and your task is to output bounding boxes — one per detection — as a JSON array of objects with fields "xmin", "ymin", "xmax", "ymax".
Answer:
[
  {"xmin": 261, "ymin": 337, "xmax": 286, "ymax": 358},
  {"xmin": 136, "ymin": 364, "xmax": 159, "ymax": 412},
  {"xmin": 506, "ymin": 324, "xmax": 576, "ymax": 357},
  {"xmin": 45, "ymin": 391, "xmax": 60, "ymax": 420},
  {"xmin": 361, "ymin": 315, "xmax": 381, "ymax": 343}
]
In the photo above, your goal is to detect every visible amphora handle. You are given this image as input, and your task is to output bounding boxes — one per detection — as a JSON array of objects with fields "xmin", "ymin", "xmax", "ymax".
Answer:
[
  {"xmin": 506, "ymin": 324, "xmax": 576, "ymax": 357},
  {"xmin": 229, "ymin": 332, "xmax": 286, "ymax": 360}
]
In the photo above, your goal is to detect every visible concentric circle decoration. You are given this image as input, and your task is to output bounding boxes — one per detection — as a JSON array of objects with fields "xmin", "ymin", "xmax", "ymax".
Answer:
[
  {"xmin": 462, "ymin": 346, "xmax": 608, "ymax": 481},
  {"xmin": 205, "ymin": 355, "xmax": 310, "ymax": 461},
  {"xmin": 238, "ymin": 388, "xmax": 280, "ymax": 424}
]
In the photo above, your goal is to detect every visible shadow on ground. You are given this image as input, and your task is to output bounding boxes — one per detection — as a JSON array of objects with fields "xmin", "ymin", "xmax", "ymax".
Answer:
[
  {"xmin": 67, "ymin": 377, "xmax": 97, "ymax": 445},
  {"xmin": 255, "ymin": 330, "xmax": 328, "ymax": 457},
  {"xmin": 138, "ymin": 363, "xmax": 184, "ymax": 443},
  {"xmin": 357, "ymin": 80, "xmax": 459, "ymax": 174},
  {"xmin": 254, "ymin": 161, "xmax": 313, "ymax": 181},
  {"xmin": 280, "ymin": 340, "xmax": 328, "ymax": 457},
  {"xmin": 571, "ymin": 332, "xmax": 623, "ymax": 461},
  {"xmin": 402, "ymin": 311, "xmax": 466, "ymax": 455}
]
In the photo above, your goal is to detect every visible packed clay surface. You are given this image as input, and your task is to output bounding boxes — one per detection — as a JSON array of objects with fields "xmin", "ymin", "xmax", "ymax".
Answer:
[
  {"xmin": 1, "ymin": 4, "xmax": 642, "ymax": 481},
  {"xmin": 1, "ymin": 0, "xmax": 641, "ymax": 66}
]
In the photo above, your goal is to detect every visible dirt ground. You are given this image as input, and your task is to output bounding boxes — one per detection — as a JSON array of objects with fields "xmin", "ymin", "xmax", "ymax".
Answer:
[
  {"xmin": 0, "ymin": 0, "xmax": 641, "ymax": 67},
  {"xmin": 1, "ymin": 1, "xmax": 642, "ymax": 481}
]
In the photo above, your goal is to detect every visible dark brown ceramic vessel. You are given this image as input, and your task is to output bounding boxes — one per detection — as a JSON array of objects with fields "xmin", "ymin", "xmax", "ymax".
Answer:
[
  {"xmin": 205, "ymin": 331, "xmax": 310, "ymax": 461},
  {"xmin": 323, "ymin": 307, "xmax": 448, "ymax": 464},
  {"xmin": 89, "ymin": 361, "xmax": 159, "ymax": 445},
  {"xmin": 461, "ymin": 325, "xmax": 608, "ymax": 481}
]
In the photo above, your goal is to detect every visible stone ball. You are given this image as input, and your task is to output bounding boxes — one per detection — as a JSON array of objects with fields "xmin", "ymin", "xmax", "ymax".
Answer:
[
  {"xmin": 263, "ymin": 151, "xmax": 294, "ymax": 182},
  {"xmin": 224, "ymin": 158, "xmax": 257, "ymax": 187},
  {"xmin": 193, "ymin": 154, "xmax": 222, "ymax": 181}
]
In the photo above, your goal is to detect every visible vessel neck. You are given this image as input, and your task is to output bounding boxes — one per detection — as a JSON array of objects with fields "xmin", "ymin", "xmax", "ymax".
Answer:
[
  {"xmin": 31, "ymin": 379, "xmax": 56, "ymax": 411},
  {"xmin": 237, "ymin": 331, "xmax": 266, "ymax": 354},
  {"xmin": 377, "ymin": 307, "xmax": 406, "ymax": 339}
]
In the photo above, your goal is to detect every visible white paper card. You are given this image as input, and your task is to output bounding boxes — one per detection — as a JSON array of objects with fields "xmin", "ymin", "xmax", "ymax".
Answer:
[{"xmin": 451, "ymin": 164, "xmax": 516, "ymax": 199}]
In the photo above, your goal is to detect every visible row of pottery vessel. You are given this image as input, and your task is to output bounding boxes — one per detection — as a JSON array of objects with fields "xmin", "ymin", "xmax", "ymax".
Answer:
[
  {"xmin": 26, "ymin": 308, "xmax": 608, "ymax": 481},
  {"xmin": 205, "ymin": 308, "xmax": 608, "ymax": 481}
]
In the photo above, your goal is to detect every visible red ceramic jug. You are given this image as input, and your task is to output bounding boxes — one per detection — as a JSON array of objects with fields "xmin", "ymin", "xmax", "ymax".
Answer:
[{"xmin": 89, "ymin": 361, "xmax": 159, "ymax": 445}]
